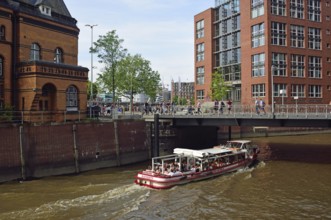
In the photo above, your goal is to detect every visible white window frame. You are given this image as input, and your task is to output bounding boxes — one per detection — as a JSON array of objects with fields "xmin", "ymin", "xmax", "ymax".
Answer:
[
  {"xmin": 271, "ymin": 22, "xmax": 286, "ymax": 46},
  {"xmin": 308, "ymin": 27, "xmax": 321, "ymax": 50},
  {"xmin": 308, "ymin": 85, "xmax": 322, "ymax": 98},
  {"xmin": 291, "ymin": 84, "xmax": 305, "ymax": 97},
  {"xmin": 291, "ymin": 54, "xmax": 305, "ymax": 77},
  {"xmin": 290, "ymin": 0, "xmax": 304, "ymax": 19},
  {"xmin": 290, "ymin": 25, "xmax": 305, "ymax": 48},
  {"xmin": 252, "ymin": 53, "xmax": 265, "ymax": 77},
  {"xmin": 252, "ymin": 84, "xmax": 265, "ymax": 97},
  {"xmin": 251, "ymin": 23, "xmax": 265, "ymax": 48},
  {"xmin": 308, "ymin": 56, "xmax": 322, "ymax": 78},
  {"xmin": 272, "ymin": 53, "xmax": 287, "ymax": 76}
]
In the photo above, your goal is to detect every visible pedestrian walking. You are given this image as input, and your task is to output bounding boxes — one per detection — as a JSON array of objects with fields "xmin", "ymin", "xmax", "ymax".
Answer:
[
  {"xmin": 255, "ymin": 98, "xmax": 260, "ymax": 115},
  {"xmin": 214, "ymin": 100, "xmax": 219, "ymax": 114},
  {"xmin": 197, "ymin": 101, "xmax": 202, "ymax": 115},
  {"xmin": 259, "ymin": 98, "xmax": 266, "ymax": 115},
  {"xmin": 227, "ymin": 99, "xmax": 232, "ymax": 114},
  {"xmin": 219, "ymin": 100, "xmax": 225, "ymax": 114}
]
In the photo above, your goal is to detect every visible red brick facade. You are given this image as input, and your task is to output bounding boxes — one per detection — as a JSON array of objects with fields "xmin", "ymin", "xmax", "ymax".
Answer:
[
  {"xmin": 195, "ymin": 1, "xmax": 331, "ymax": 105},
  {"xmin": 0, "ymin": 1, "xmax": 88, "ymax": 122}
]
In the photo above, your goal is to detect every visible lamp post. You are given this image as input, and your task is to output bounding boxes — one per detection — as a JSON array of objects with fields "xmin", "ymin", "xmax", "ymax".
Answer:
[
  {"xmin": 294, "ymin": 96, "xmax": 298, "ymax": 115},
  {"xmin": 86, "ymin": 24, "xmax": 97, "ymax": 118},
  {"xmin": 271, "ymin": 65, "xmax": 276, "ymax": 117}
]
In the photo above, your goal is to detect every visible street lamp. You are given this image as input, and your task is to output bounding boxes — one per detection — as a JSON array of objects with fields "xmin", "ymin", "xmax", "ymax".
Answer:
[
  {"xmin": 294, "ymin": 96, "xmax": 299, "ymax": 115},
  {"xmin": 271, "ymin": 65, "xmax": 276, "ymax": 117},
  {"xmin": 86, "ymin": 24, "xmax": 97, "ymax": 118}
]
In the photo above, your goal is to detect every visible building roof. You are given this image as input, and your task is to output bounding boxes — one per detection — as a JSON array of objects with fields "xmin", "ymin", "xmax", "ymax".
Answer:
[
  {"xmin": 3, "ymin": 0, "xmax": 77, "ymax": 27},
  {"xmin": 9, "ymin": 0, "xmax": 72, "ymax": 17}
]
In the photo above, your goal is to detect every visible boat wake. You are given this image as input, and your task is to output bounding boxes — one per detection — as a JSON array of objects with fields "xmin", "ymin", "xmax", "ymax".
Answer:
[{"xmin": 0, "ymin": 184, "xmax": 150, "ymax": 220}]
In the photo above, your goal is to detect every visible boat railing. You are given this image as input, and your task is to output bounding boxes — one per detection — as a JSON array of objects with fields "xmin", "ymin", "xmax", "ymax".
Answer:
[{"xmin": 150, "ymin": 150, "xmax": 248, "ymax": 175}]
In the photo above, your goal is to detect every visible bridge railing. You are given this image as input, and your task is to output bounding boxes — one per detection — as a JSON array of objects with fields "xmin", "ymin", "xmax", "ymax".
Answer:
[{"xmin": 174, "ymin": 104, "xmax": 331, "ymax": 119}]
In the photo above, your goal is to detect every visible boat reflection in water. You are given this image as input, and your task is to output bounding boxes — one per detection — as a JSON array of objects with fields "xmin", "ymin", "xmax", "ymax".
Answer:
[{"xmin": 135, "ymin": 140, "xmax": 260, "ymax": 189}]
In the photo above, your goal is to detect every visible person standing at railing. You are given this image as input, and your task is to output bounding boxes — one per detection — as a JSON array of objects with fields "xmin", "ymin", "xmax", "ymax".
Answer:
[
  {"xmin": 259, "ymin": 98, "xmax": 266, "ymax": 115},
  {"xmin": 255, "ymin": 98, "xmax": 260, "ymax": 115},
  {"xmin": 227, "ymin": 99, "xmax": 232, "ymax": 114},
  {"xmin": 197, "ymin": 101, "xmax": 202, "ymax": 115},
  {"xmin": 214, "ymin": 100, "xmax": 219, "ymax": 114},
  {"xmin": 219, "ymin": 100, "xmax": 225, "ymax": 114}
]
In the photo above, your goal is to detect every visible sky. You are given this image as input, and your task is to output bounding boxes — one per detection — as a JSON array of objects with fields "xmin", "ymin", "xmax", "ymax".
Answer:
[{"xmin": 64, "ymin": 0, "xmax": 213, "ymax": 89}]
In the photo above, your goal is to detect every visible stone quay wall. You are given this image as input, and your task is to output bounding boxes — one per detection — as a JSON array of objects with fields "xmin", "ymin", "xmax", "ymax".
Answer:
[{"xmin": 0, "ymin": 120, "xmax": 150, "ymax": 183}]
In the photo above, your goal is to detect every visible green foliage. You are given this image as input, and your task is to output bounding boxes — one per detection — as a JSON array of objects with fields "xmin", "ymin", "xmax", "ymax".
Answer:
[
  {"xmin": 93, "ymin": 31, "xmax": 160, "ymax": 102},
  {"xmin": 117, "ymin": 54, "xmax": 160, "ymax": 100},
  {"xmin": 211, "ymin": 67, "xmax": 231, "ymax": 101},
  {"xmin": 92, "ymin": 30, "xmax": 127, "ymax": 102},
  {"xmin": 0, "ymin": 105, "xmax": 14, "ymax": 122},
  {"xmin": 87, "ymin": 81, "xmax": 98, "ymax": 100},
  {"xmin": 172, "ymin": 96, "xmax": 179, "ymax": 105}
]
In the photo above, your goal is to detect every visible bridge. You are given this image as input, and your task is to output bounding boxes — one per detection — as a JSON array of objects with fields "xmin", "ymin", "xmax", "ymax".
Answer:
[
  {"xmin": 150, "ymin": 104, "xmax": 331, "ymax": 127},
  {"xmin": 150, "ymin": 104, "xmax": 331, "ymax": 156}
]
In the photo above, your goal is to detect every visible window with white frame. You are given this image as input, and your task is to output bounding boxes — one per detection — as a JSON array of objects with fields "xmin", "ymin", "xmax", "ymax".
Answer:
[
  {"xmin": 252, "ymin": 53, "xmax": 265, "ymax": 77},
  {"xmin": 308, "ymin": 0, "xmax": 321, "ymax": 22},
  {"xmin": 196, "ymin": 67, "xmax": 205, "ymax": 85},
  {"xmin": 291, "ymin": 54, "xmax": 305, "ymax": 77},
  {"xmin": 291, "ymin": 84, "xmax": 305, "ymax": 97},
  {"xmin": 66, "ymin": 86, "xmax": 78, "ymax": 111},
  {"xmin": 196, "ymin": 90, "xmax": 204, "ymax": 100},
  {"xmin": 196, "ymin": 43, "xmax": 204, "ymax": 62},
  {"xmin": 308, "ymin": 85, "xmax": 322, "ymax": 97},
  {"xmin": 271, "ymin": 0, "xmax": 286, "ymax": 16},
  {"xmin": 272, "ymin": 53, "xmax": 287, "ymax": 76},
  {"xmin": 308, "ymin": 27, "xmax": 321, "ymax": 50},
  {"xmin": 30, "ymin": 43, "xmax": 40, "ymax": 61},
  {"xmin": 54, "ymin": 48, "xmax": 63, "ymax": 63},
  {"xmin": 251, "ymin": 0, "xmax": 264, "ymax": 18},
  {"xmin": 290, "ymin": 0, "xmax": 304, "ymax": 19},
  {"xmin": 274, "ymin": 84, "xmax": 287, "ymax": 97},
  {"xmin": 251, "ymin": 23, "xmax": 265, "ymax": 48},
  {"xmin": 290, "ymin": 25, "xmax": 304, "ymax": 48},
  {"xmin": 271, "ymin": 22, "xmax": 286, "ymax": 46},
  {"xmin": 252, "ymin": 84, "xmax": 265, "ymax": 97},
  {"xmin": 308, "ymin": 56, "xmax": 322, "ymax": 78},
  {"xmin": 196, "ymin": 20, "xmax": 204, "ymax": 39}
]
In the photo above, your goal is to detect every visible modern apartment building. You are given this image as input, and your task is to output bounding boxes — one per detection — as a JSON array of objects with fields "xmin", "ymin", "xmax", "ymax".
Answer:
[
  {"xmin": 0, "ymin": 0, "xmax": 88, "ymax": 122},
  {"xmin": 194, "ymin": 0, "xmax": 331, "ymax": 105},
  {"xmin": 171, "ymin": 80, "xmax": 195, "ymax": 104}
]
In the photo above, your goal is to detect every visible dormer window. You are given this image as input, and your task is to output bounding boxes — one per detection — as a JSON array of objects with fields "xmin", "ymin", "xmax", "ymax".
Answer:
[{"xmin": 39, "ymin": 5, "xmax": 52, "ymax": 16}]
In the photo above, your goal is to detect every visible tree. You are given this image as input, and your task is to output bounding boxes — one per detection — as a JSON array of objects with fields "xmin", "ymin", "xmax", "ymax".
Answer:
[
  {"xmin": 211, "ymin": 67, "xmax": 231, "ymax": 101},
  {"xmin": 91, "ymin": 30, "xmax": 127, "ymax": 105},
  {"xmin": 87, "ymin": 81, "xmax": 98, "ymax": 100},
  {"xmin": 116, "ymin": 54, "xmax": 161, "ymax": 112}
]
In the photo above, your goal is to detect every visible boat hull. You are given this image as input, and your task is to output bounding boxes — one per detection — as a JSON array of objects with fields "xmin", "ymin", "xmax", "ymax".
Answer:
[{"xmin": 135, "ymin": 159, "xmax": 253, "ymax": 189}]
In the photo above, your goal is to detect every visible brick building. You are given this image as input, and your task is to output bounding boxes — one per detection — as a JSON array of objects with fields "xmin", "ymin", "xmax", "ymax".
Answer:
[
  {"xmin": 0, "ymin": 0, "xmax": 88, "ymax": 122},
  {"xmin": 171, "ymin": 80, "xmax": 195, "ymax": 104},
  {"xmin": 194, "ymin": 0, "xmax": 331, "ymax": 105}
]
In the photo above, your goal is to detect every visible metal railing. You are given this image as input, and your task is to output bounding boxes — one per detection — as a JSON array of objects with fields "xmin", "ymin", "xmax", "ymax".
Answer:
[{"xmin": 1, "ymin": 104, "xmax": 331, "ymax": 124}]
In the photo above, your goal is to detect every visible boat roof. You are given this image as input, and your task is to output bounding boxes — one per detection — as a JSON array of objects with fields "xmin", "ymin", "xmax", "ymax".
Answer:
[
  {"xmin": 226, "ymin": 140, "xmax": 251, "ymax": 144},
  {"xmin": 173, "ymin": 147, "xmax": 232, "ymax": 158}
]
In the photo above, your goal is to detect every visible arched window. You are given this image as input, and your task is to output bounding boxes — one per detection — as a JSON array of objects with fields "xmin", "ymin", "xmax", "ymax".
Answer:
[
  {"xmin": 54, "ymin": 48, "xmax": 63, "ymax": 63},
  {"xmin": 30, "ymin": 43, "xmax": 40, "ymax": 61},
  {"xmin": 0, "ymin": 57, "xmax": 3, "ymax": 77},
  {"xmin": 66, "ymin": 86, "xmax": 78, "ymax": 111},
  {"xmin": 0, "ymin": 26, "xmax": 5, "ymax": 40}
]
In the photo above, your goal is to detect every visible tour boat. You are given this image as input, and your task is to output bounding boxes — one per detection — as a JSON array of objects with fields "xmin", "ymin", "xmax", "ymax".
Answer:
[{"xmin": 135, "ymin": 140, "xmax": 259, "ymax": 189}]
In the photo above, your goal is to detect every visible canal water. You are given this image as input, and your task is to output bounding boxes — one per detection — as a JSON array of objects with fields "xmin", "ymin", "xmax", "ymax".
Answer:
[{"xmin": 0, "ymin": 133, "xmax": 331, "ymax": 220}]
